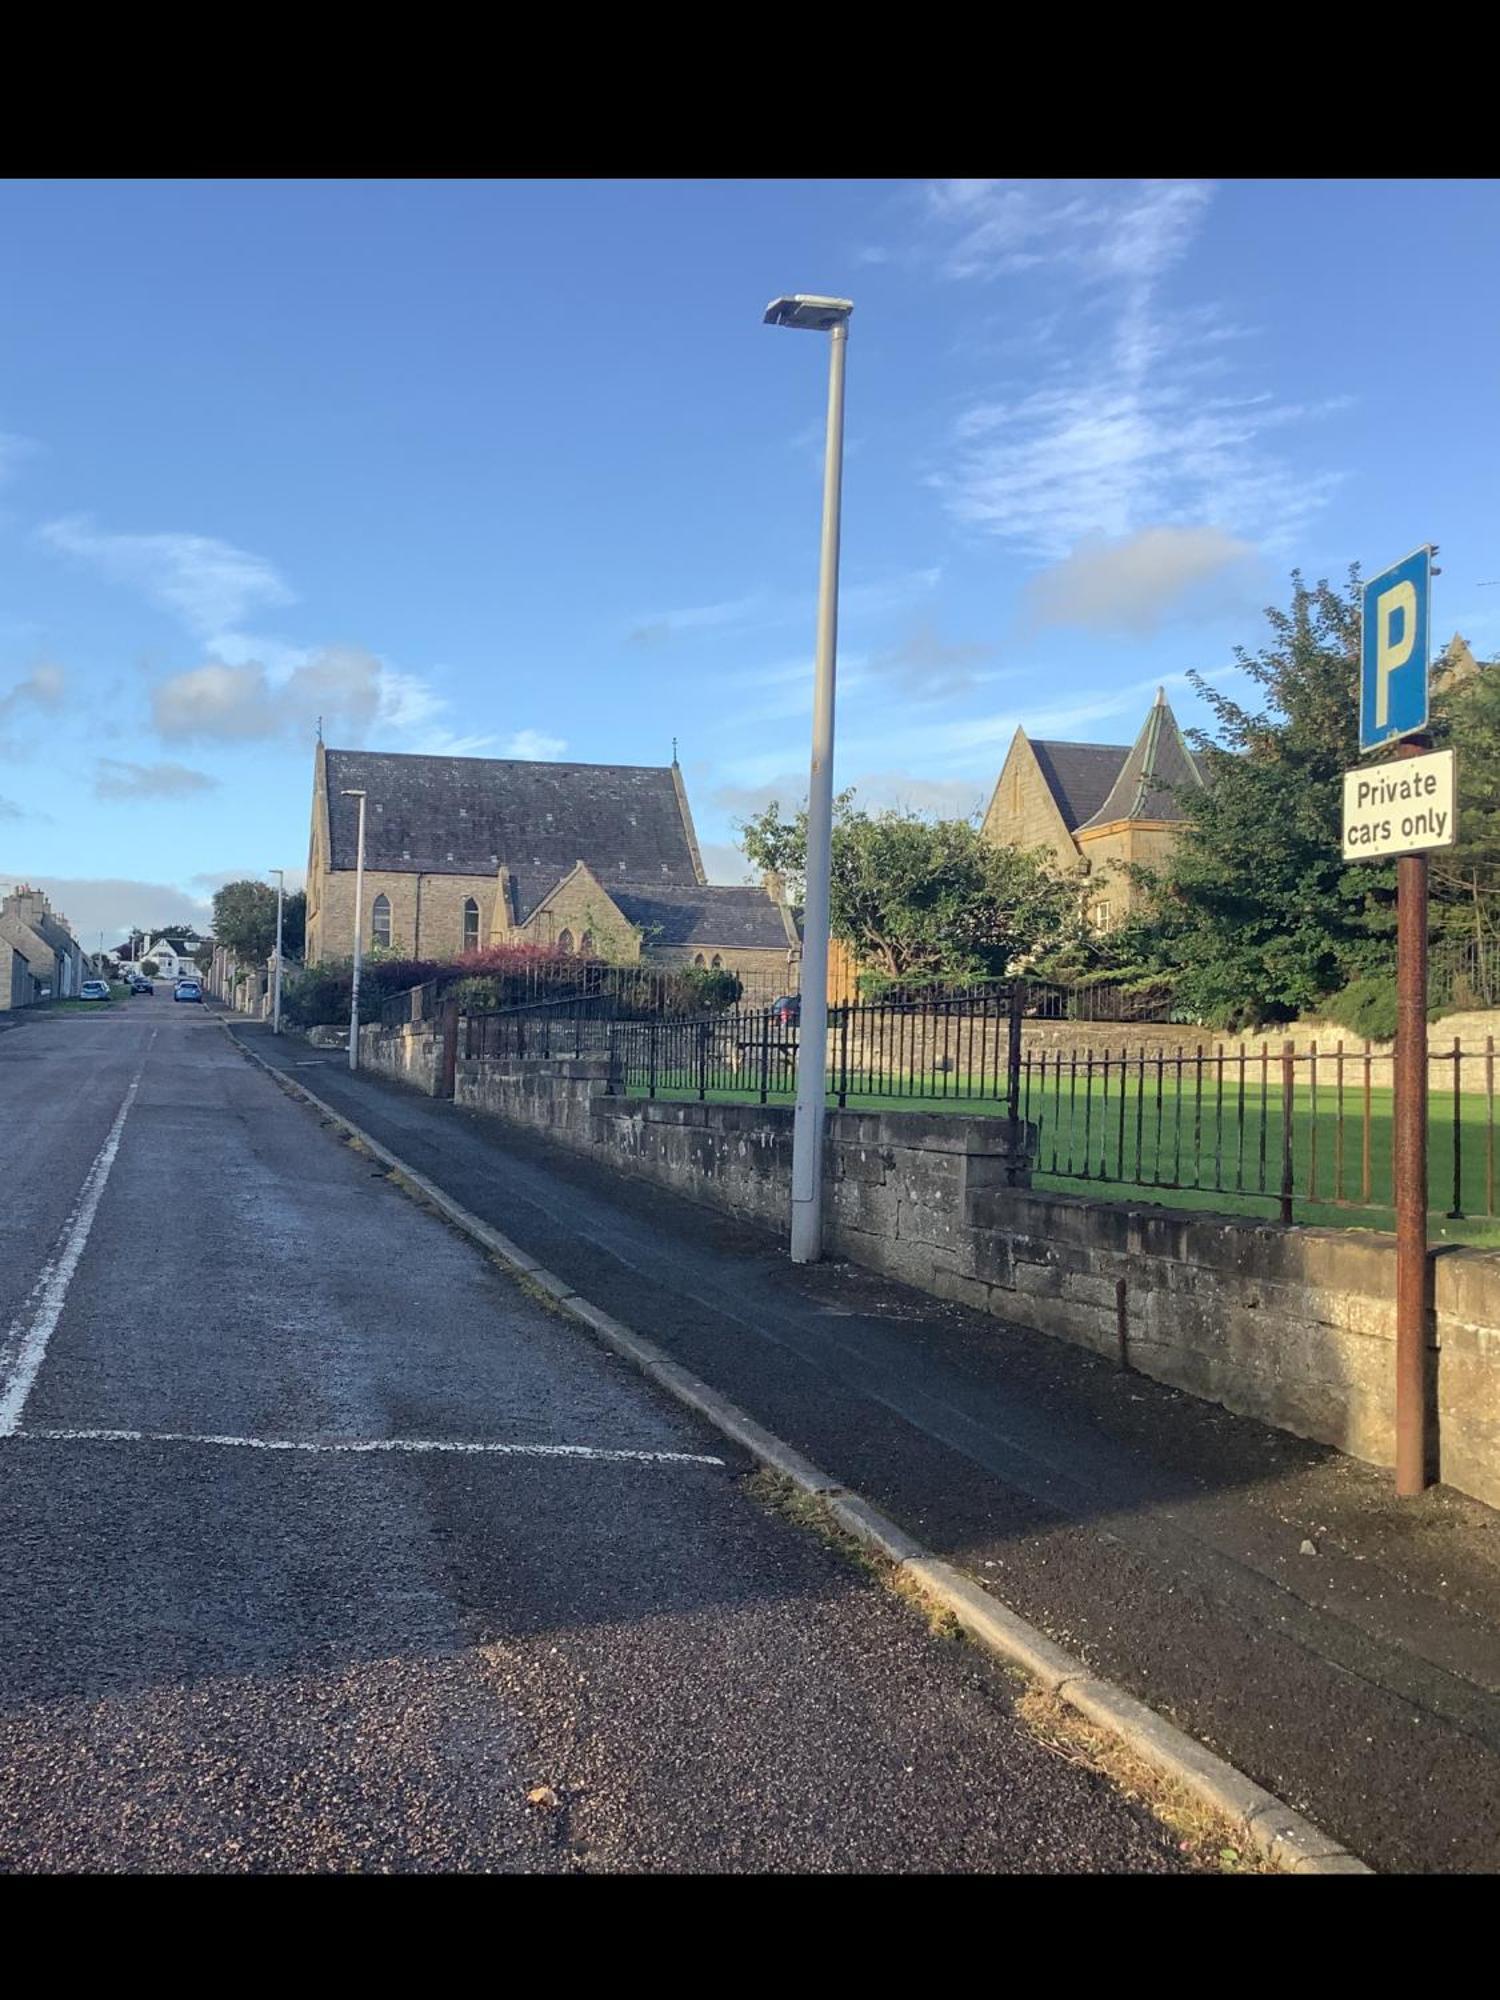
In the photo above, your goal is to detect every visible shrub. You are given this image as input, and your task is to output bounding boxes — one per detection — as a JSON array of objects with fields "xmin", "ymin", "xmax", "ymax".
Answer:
[{"xmin": 1322, "ymin": 975, "xmax": 1398, "ymax": 1044}]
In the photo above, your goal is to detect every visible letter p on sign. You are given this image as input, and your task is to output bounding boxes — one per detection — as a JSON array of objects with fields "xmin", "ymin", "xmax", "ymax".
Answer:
[
  {"xmin": 1375, "ymin": 580, "xmax": 1417, "ymax": 728},
  {"xmin": 1360, "ymin": 546, "xmax": 1431, "ymax": 752}
]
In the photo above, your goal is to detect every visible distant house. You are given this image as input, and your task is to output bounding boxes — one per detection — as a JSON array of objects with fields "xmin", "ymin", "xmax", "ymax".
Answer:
[
  {"xmin": 2, "ymin": 934, "xmax": 37, "ymax": 1011},
  {"xmin": 135, "ymin": 933, "xmax": 206, "ymax": 983},
  {"xmin": 981, "ymin": 689, "xmax": 1204, "ymax": 930},
  {"xmin": 0, "ymin": 886, "xmax": 86, "ymax": 1002}
]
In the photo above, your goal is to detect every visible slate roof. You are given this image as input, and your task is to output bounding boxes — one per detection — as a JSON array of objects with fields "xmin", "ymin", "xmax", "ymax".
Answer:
[
  {"xmin": 608, "ymin": 885, "xmax": 794, "ymax": 950},
  {"xmin": 323, "ymin": 749, "xmax": 703, "ymax": 918},
  {"xmin": 1076, "ymin": 690, "xmax": 1203, "ymax": 831},
  {"xmin": 1028, "ymin": 739, "xmax": 1130, "ymax": 831}
]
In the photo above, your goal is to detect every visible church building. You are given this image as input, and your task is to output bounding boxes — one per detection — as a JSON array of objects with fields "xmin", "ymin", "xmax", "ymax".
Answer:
[
  {"xmin": 981, "ymin": 689, "xmax": 1205, "ymax": 929},
  {"xmin": 303, "ymin": 743, "xmax": 799, "ymax": 986}
]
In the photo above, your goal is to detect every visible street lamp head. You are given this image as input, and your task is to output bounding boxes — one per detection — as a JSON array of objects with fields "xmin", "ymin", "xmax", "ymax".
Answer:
[
  {"xmin": 764, "ymin": 294, "xmax": 854, "ymax": 332},
  {"xmin": 340, "ymin": 788, "xmax": 366, "ymax": 799}
]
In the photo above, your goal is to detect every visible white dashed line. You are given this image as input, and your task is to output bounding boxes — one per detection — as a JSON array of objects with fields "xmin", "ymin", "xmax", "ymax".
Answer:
[
  {"xmin": 0, "ymin": 1040, "xmax": 153, "ymax": 1437},
  {"xmin": 15, "ymin": 1425, "xmax": 724, "ymax": 1466}
]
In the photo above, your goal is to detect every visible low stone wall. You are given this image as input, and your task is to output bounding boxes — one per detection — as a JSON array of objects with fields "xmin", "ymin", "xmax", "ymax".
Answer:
[
  {"xmin": 454, "ymin": 1051, "xmax": 1500, "ymax": 1509},
  {"xmin": 357, "ymin": 1020, "xmax": 444, "ymax": 1096}
]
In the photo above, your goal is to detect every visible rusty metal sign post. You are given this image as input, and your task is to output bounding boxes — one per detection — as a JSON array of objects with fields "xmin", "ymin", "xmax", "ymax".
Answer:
[{"xmin": 1345, "ymin": 546, "xmax": 1452, "ymax": 1495}]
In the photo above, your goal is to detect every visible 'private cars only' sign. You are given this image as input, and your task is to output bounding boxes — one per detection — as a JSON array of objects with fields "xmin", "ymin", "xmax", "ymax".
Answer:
[{"xmin": 1342, "ymin": 747, "xmax": 1456, "ymax": 861}]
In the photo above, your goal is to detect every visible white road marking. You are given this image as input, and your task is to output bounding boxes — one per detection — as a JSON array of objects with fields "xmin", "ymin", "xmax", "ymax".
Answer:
[
  {"xmin": 0, "ymin": 1039, "xmax": 153, "ymax": 1437},
  {"xmin": 15, "ymin": 1424, "xmax": 724, "ymax": 1466}
]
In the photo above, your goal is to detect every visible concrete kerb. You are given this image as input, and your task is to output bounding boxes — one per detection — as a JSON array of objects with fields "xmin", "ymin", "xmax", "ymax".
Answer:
[{"xmin": 220, "ymin": 1020, "xmax": 1373, "ymax": 1877}]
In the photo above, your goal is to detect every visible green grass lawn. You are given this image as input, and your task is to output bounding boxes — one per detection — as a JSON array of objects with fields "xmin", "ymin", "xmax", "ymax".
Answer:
[{"xmin": 621, "ymin": 1064, "xmax": 1500, "ymax": 1247}]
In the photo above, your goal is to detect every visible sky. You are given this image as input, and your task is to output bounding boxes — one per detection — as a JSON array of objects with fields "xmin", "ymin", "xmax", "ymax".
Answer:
[{"xmin": 3, "ymin": 177, "xmax": 1499, "ymax": 946}]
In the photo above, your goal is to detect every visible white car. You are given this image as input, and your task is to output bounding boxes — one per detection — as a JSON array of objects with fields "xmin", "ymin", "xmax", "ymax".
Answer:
[{"xmin": 79, "ymin": 979, "xmax": 112, "ymax": 1002}]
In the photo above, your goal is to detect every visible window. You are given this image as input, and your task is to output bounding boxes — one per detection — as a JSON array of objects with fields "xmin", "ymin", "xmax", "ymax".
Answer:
[
  {"xmin": 558, "ymin": 928, "xmax": 575, "ymax": 954},
  {"xmin": 710, "ymin": 954, "xmax": 723, "ymax": 969},
  {"xmin": 371, "ymin": 893, "xmax": 392, "ymax": 950},
  {"xmin": 694, "ymin": 954, "xmax": 705, "ymax": 968},
  {"xmin": 1088, "ymin": 900, "xmax": 1113, "ymax": 933},
  {"xmin": 463, "ymin": 897, "xmax": 480, "ymax": 953},
  {"xmin": 579, "ymin": 931, "xmax": 594, "ymax": 957}
]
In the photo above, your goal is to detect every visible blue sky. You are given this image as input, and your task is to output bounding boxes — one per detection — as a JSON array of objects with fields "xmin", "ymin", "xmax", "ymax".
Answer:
[{"xmin": 3, "ymin": 177, "xmax": 1498, "ymax": 944}]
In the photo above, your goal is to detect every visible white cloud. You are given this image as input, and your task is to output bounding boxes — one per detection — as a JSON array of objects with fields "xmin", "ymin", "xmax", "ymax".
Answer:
[
  {"xmin": 1023, "ymin": 526, "xmax": 1260, "ymax": 636},
  {"xmin": 0, "ymin": 875, "xmax": 213, "ymax": 944},
  {"xmin": 924, "ymin": 180, "xmax": 1344, "ymax": 566},
  {"xmin": 502, "ymin": 728, "xmax": 567, "ymax": 760},
  {"xmin": 93, "ymin": 758, "xmax": 219, "ymax": 801},
  {"xmin": 0, "ymin": 661, "xmax": 66, "ymax": 724},
  {"xmin": 38, "ymin": 516, "xmax": 295, "ymax": 640}
]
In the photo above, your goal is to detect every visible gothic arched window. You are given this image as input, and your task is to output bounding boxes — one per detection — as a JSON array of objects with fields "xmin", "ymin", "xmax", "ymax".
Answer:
[
  {"xmin": 558, "ymin": 928, "xmax": 575, "ymax": 954},
  {"xmin": 371, "ymin": 893, "xmax": 392, "ymax": 950},
  {"xmin": 694, "ymin": 954, "xmax": 705, "ymax": 968},
  {"xmin": 463, "ymin": 897, "xmax": 480, "ymax": 953},
  {"xmin": 710, "ymin": 954, "xmax": 723, "ymax": 969},
  {"xmin": 579, "ymin": 930, "xmax": 594, "ymax": 957}
]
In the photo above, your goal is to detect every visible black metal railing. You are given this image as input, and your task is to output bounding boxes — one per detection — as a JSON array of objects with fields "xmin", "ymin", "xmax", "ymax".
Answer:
[
  {"xmin": 458, "ymin": 986, "xmax": 1499, "ymax": 1228},
  {"xmin": 1020, "ymin": 1035, "xmax": 1497, "ymax": 1224}
]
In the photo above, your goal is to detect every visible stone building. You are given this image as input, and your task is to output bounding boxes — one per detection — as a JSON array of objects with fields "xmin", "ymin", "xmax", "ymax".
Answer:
[
  {"xmin": 0, "ymin": 885, "xmax": 85, "ymax": 1002},
  {"xmin": 303, "ymin": 744, "xmax": 799, "ymax": 989},
  {"xmin": 981, "ymin": 688, "xmax": 1204, "ymax": 929}
]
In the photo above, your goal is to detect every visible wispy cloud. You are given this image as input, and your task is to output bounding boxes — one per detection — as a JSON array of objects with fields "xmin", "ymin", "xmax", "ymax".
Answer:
[
  {"xmin": 624, "ymin": 567, "xmax": 940, "ymax": 651},
  {"xmin": 39, "ymin": 516, "xmax": 295, "ymax": 641},
  {"xmin": 93, "ymin": 758, "xmax": 219, "ymax": 801},
  {"xmin": 627, "ymin": 594, "xmax": 766, "ymax": 648},
  {"xmin": 40, "ymin": 514, "xmax": 479, "ymax": 755},
  {"xmin": 869, "ymin": 622, "xmax": 992, "ymax": 700},
  {"xmin": 922, "ymin": 180, "xmax": 1346, "ymax": 599},
  {"xmin": 502, "ymin": 728, "xmax": 567, "ymax": 760},
  {"xmin": 0, "ymin": 794, "xmax": 22, "ymax": 821}
]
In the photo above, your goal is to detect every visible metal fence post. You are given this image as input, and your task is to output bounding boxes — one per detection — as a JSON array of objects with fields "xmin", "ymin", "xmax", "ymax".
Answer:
[
  {"xmin": 1279, "ymin": 1040, "xmax": 1296, "ymax": 1226},
  {"xmin": 1007, "ymin": 981, "xmax": 1023, "ymax": 1125}
]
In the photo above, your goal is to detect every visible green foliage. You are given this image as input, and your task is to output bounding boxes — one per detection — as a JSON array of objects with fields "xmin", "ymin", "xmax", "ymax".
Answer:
[
  {"xmin": 211, "ymin": 880, "xmax": 306, "ymax": 966},
  {"xmin": 738, "ymin": 796, "xmax": 1077, "ymax": 981},
  {"xmin": 1321, "ymin": 975, "xmax": 1398, "ymax": 1044},
  {"xmin": 1432, "ymin": 649, "xmax": 1500, "ymax": 951},
  {"xmin": 1138, "ymin": 571, "xmax": 1398, "ymax": 1028},
  {"xmin": 140, "ymin": 958, "xmax": 159, "ymax": 977}
]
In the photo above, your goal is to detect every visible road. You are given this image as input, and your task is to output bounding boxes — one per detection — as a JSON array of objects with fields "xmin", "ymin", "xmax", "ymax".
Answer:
[{"xmin": 0, "ymin": 998, "xmax": 1188, "ymax": 1873}]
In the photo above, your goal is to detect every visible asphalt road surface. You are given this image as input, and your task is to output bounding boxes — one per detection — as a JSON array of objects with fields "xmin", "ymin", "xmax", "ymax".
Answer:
[{"xmin": 0, "ymin": 997, "xmax": 1189, "ymax": 1873}]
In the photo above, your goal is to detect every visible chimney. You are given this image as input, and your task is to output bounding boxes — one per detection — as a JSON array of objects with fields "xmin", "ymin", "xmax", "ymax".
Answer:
[{"xmin": 762, "ymin": 868, "xmax": 785, "ymax": 905}]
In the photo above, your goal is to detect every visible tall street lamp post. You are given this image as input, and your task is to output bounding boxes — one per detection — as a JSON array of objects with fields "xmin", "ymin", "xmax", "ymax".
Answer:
[
  {"xmin": 341, "ymin": 789, "xmax": 367, "ymax": 1072},
  {"xmin": 763, "ymin": 293, "xmax": 853, "ymax": 1264},
  {"xmin": 268, "ymin": 868, "xmax": 285, "ymax": 1035}
]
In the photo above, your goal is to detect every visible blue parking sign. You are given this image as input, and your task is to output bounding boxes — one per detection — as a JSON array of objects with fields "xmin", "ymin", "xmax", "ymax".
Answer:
[{"xmin": 1360, "ymin": 546, "xmax": 1432, "ymax": 752}]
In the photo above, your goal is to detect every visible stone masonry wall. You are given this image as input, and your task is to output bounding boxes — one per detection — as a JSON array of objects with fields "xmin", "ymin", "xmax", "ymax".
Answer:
[
  {"xmin": 453, "ymin": 1049, "xmax": 1500, "ymax": 1509},
  {"xmin": 357, "ymin": 1019, "xmax": 445, "ymax": 1096}
]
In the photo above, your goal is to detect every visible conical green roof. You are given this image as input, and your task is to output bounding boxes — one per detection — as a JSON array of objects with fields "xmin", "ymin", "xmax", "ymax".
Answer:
[{"xmin": 1076, "ymin": 689, "xmax": 1203, "ymax": 831}]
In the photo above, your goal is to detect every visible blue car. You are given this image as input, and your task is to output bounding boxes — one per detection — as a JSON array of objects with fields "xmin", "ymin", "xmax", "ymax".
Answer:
[{"xmin": 173, "ymin": 979, "xmax": 203, "ymax": 1004}]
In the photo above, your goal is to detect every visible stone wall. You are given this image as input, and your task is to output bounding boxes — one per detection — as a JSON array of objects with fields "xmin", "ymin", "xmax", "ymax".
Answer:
[
  {"xmin": 453, "ymin": 1050, "xmax": 1500, "ymax": 1509},
  {"xmin": 357, "ymin": 1019, "xmax": 445, "ymax": 1096}
]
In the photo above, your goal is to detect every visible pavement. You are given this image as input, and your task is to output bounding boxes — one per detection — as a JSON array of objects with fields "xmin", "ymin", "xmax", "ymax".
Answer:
[
  {"xmin": 224, "ymin": 1017, "xmax": 1500, "ymax": 1875},
  {"xmin": 0, "ymin": 997, "xmax": 1198, "ymax": 1873}
]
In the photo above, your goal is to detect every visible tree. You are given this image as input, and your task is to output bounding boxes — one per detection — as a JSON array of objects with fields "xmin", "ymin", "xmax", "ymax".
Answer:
[
  {"xmin": 1138, "ymin": 571, "xmax": 1398, "ymax": 1027},
  {"xmin": 739, "ymin": 797, "xmax": 1075, "ymax": 983},
  {"xmin": 1431, "ymin": 648, "xmax": 1500, "ymax": 953},
  {"xmin": 211, "ymin": 880, "xmax": 306, "ymax": 966}
]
